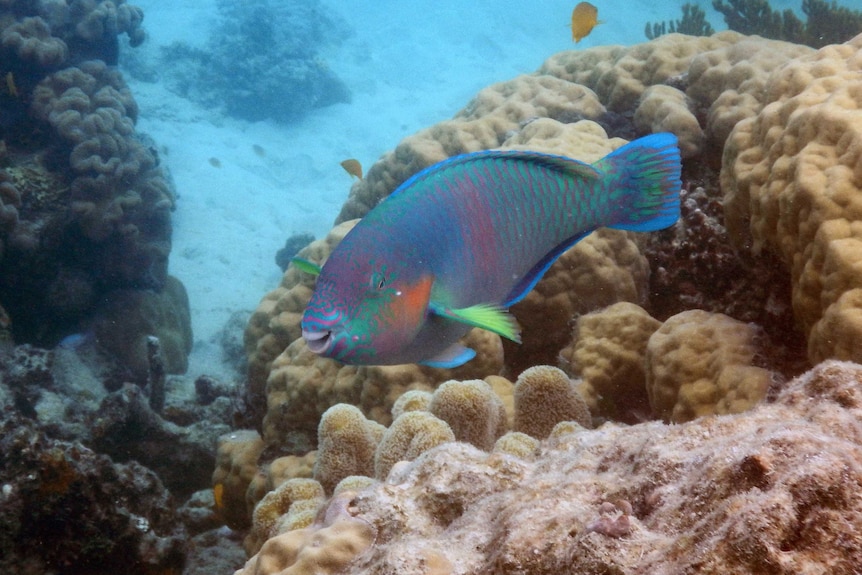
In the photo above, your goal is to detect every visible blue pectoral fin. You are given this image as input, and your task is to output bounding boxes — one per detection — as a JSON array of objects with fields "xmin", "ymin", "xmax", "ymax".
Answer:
[
  {"xmin": 429, "ymin": 302, "xmax": 521, "ymax": 343},
  {"xmin": 420, "ymin": 343, "xmax": 476, "ymax": 369},
  {"xmin": 291, "ymin": 257, "xmax": 322, "ymax": 276}
]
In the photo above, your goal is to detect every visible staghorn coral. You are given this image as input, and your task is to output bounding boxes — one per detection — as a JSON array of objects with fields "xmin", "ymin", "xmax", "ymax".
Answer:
[
  {"xmin": 713, "ymin": 0, "xmax": 862, "ymax": 48},
  {"xmin": 244, "ymin": 360, "xmax": 862, "ymax": 574},
  {"xmin": 645, "ymin": 309, "xmax": 776, "ymax": 423},
  {"xmin": 561, "ymin": 302, "xmax": 662, "ymax": 424},
  {"xmin": 645, "ymin": 3, "xmax": 715, "ymax": 40},
  {"xmin": 722, "ymin": 33, "xmax": 862, "ymax": 365},
  {"xmin": 513, "ymin": 365, "xmax": 591, "ymax": 439}
]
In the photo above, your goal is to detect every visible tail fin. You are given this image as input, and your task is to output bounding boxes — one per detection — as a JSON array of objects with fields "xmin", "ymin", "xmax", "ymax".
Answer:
[{"xmin": 598, "ymin": 133, "xmax": 682, "ymax": 232}]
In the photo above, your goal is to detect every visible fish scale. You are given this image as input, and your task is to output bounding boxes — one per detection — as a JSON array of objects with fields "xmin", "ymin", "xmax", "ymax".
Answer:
[{"xmin": 300, "ymin": 133, "xmax": 681, "ymax": 367}]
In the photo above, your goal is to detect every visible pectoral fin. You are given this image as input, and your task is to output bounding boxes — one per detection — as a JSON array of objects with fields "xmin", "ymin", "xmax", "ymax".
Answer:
[
  {"xmin": 429, "ymin": 302, "xmax": 521, "ymax": 343},
  {"xmin": 291, "ymin": 257, "xmax": 322, "ymax": 276}
]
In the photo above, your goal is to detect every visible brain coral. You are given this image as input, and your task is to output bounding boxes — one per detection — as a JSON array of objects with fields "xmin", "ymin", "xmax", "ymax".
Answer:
[
  {"xmin": 722, "ymin": 33, "xmax": 862, "ymax": 365},
  {"xmin": 248, "ymin": 360, "xmax": 862, "ymax": 574},
  {"xmin": 646, "ymin": 309, "xmax": 776, "ymax": 423}
]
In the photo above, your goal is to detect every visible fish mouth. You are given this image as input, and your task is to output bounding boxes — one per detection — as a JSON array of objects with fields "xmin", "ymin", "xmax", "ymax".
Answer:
[{"xmin": 302, "ymin": 329, "xmax": 332, "ymax": 354}]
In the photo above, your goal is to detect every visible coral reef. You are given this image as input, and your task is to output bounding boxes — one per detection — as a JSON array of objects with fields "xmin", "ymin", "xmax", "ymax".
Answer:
[
  {"xmin": 722, "ymin": 33, "xmax": 862, "ymax": 364},
  {"xmin": 513, "ymin": 365, "xmax": 591, "ymax": 439},
  {"xmin": 238, "ymin": 30, "xmax": 862, "ymax": 575},
  {"xmin": 245, "ymin": 361, "xmax": 862, "ymax": 573},
  {"xmin": 157, "ymin": 0, "xmax": 350, "ymax": 123},
  {"xmin": 0, "ymin": 415, "xmax": 185, "ymax": 574},
  {"xmin": 560, "ymin": 302, "xmax": 661, "ymax": 424},
  {"xmin": 236, "ymin": 491, "xmax": 377, "ymax": 575},
  {"xmin": 645, "ymin": 3, "xmax": 715, "ymax": 39},
  {"xmin": 0, "ymin": 1, "xmax": 189, "ymax": 378},
  {"xmin": 713, "ymin": 0, "xmax": 862, "ymax": 48},
  {"xmin": 645, "ymin": 309, "xmax": 776, "ymax": 422}
]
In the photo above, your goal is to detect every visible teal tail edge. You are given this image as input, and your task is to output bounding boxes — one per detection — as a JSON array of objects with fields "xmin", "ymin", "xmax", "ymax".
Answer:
[{"xmin": 600, "ymin": 133, "xmax": 682, "ymax": 233}]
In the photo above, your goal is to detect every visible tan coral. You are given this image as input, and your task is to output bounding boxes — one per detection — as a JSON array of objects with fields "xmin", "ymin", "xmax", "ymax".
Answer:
[
  {"xmin": 1, "ymin": 16, "xmax": 68, "ymax": 67},
  {"xmin": 645, "ymin": 309, "xmax": 775, "ymax": 423},
  {"xmin": 722, "ymin": 34, "xmax": 862, "ymax": 364},
  {"xmin": 246, "ymin": 452, "xmax": 318, "ymax": 519},
  {"xmin": 244, "ymin": 360, "xmax": 862, "ymax": 574},
  {"xmin": 245, "ymin": 478, "xmax": 326, "ymax": 556},
  {"xmin": 561, "ymin": 302, "xmax": 662, "ymax": 424},
  {"xmin": 237, "ymin": 491, "xmax": 376, "ymax": 575},
  {"xmin": 261, "ymin": 328, "xmax": 502, "ymax": 454},
  {"xmin": 373, "ymin": 411, "xmax": 455, "ymax": 480},
  {"xmin": 428, "ymin": 379, "xmax": 507, "ymax": 451},
  {"xmin": 507, "ymin": 226, "xmax": 651, "ymax": 373},
  {"xmin": 514, "ymin": 365, "xmax": 591, "ymax": 439},
  {"xmin": 539, "ymin": 32, "xmax": 735, "ymax": 112},
  {"xmin": 633, "ymin": 85, "xmax": 704, "ymax": 158},
  {"xmin": 212, "ymin": 430, "xmax": 265, "ymax": 531},
  {"xmin": 313, "ymin": 404, "xmax": 385, "ymax": 494}
]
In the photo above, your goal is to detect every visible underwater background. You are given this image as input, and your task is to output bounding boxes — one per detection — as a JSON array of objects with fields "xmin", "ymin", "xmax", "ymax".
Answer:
[{"xmin": 2, "ymin": 0, "xmax": 862, "ymax": 573}]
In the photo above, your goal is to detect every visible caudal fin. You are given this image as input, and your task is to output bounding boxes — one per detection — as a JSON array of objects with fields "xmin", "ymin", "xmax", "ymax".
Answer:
[{"xmin": 598, "ymin": 133, "xmax": 682, "ymax": 233}]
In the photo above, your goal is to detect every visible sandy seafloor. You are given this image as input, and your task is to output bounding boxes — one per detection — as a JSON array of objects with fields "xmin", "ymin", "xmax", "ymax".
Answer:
[{"xmin": 121, "ymin": 0, "xmax": 794, "ymax": 382}]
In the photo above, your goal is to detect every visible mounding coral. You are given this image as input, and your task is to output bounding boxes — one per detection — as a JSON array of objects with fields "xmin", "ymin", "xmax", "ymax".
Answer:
[
  {"xmin": 241, "ymin": 360, "xmax": 862, "ymax": 574},
  {"xmin": 236, "ymin": 30, "xmax": 862, "ymax": 575}
]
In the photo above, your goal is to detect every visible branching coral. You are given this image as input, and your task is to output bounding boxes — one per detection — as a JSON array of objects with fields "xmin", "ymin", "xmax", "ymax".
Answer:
[{"xmin": 713, "ymin": 0, "xmax": 862, "ymax": 47}]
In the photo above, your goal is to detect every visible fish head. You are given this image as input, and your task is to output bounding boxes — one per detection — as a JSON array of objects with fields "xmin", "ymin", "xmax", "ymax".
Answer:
[{"xmin": 301, "ymin": 254, "xmax": 434, "ymax": 365}]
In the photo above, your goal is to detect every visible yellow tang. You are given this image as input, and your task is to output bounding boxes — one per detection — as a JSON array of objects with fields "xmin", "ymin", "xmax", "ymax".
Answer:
[{"xmin": 571, "ymin": 2, "xmax": 601, "ymax": 43}]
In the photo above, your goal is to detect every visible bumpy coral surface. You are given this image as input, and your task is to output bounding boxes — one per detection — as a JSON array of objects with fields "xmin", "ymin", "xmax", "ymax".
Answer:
[
  {"xmin": 247, "ymin": 360, "xmax": 862, "ymax": 574},
  {"xmin": 646, "ymin": 309, "xmax": 776, "ymax": 423},
  {"xmin": 561, "ymin": 302, "xmax": 662, "ymax": 424},
  {"xmin": 723, "ymin": 33, "xmax": 862, "ymax": 364}
]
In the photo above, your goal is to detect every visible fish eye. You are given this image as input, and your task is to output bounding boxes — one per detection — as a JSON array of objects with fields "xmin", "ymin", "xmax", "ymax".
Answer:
[{"xmin": 370, "ymin": 271, "xmax": 386, "ymax": 290}]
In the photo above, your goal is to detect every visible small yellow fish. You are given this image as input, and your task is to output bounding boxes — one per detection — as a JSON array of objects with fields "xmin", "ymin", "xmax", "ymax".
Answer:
[
  {"xmin": 5, "ymin": 72, "xmax": 19, "ymax": 98},
  {"xmin": 341, "ymin": 158, "xmax": 363, "ymax": 180},
  {"xmin": 571, "ymin": 2, "xmax": 601, "ymax": 43},
  {"xmin": 208, "ymin": 157, "xmax": 222, "ymax": 168},
  {"xmin": 252, "ymin": 144, "xmax": 266, "ymax": 157},
  {"xmin": 213, "ymin": 482, "xmax": 224, "ymax": 511}
]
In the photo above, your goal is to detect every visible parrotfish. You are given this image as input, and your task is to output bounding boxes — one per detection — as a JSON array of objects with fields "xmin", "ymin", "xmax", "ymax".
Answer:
[{"xmin": 298, "ymin": 133, "xmax": 681, "ymax": 368}]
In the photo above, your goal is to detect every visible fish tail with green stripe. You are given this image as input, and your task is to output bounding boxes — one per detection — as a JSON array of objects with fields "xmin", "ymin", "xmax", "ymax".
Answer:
[{"xmin": 597, "ymin": 133, "xmax": 682, "ymax": 233}]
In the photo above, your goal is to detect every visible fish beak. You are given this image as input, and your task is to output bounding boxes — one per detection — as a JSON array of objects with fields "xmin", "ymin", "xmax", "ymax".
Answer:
[{"xmin": 302, "ymin": 329, "xmax": 332, "ymax": 354}]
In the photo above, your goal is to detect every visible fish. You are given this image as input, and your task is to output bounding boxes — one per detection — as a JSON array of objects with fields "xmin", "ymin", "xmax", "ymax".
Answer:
[
  {"xmin": 253, "ymin": 144, "xmax": 266, "ymax": 157},
  {"xmin": 340, "ymin": 158, "xmax": 363, "ymax": 180},
  {"xmin": 297, "ymin": 133, "xmax": 681, "ymax": 368},
  {"xmin": 571, "ymin": 1, "xmax": 601, "ymax": 43},
  {"xmin": 208, "ymin": 157, "xmax": 222, "ymax": 168},
  {"xmin": 5, "ymin": 72, "xmax": 18, "ymax": 98}
]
